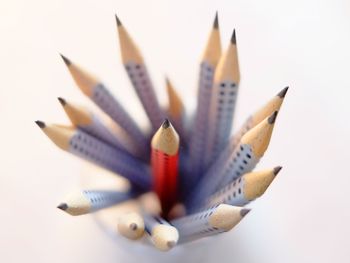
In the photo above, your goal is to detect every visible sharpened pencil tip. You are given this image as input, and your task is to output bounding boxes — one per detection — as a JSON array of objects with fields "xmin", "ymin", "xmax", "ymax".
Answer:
[
  {"xmin": 213, "ymin": 11, "xmax": 219, "ymax": 29},
  {"xmin": 57, "ymin": 203, "xmax": 68, "ymax": 211},
  {"xmin": 278, "ymin": 86, "xmax": 289, "ymax": 98},
  {"xmin": 273, "ymin": 166, "xmax": 283, "ymax": 175},
  {"xmin": 268, "ymin": 111, "xmax": 278, "ymax": 124},
  {"xmin": 162, "ymin": 119, "xmax": 170, "ymax": 129},
  {"xmin": 60, "ymin": 54, "xmax": 71, "ymax": 66},
  {"xmin": 115, "ymin": 14, "xmax": 122, "ymax": 26},
  {"xmin": 129, "ymin": 223, "xmax": 138, "ymax": 231},
  {"xmin": 35, "ymin": 120, "xmax": 46, "ymax": 129},
  {"xmin": 167, "ymin": 241, "xmax": 176, "ymax": 249},
  {"xmin": 57, "ymin": 97, "xmax": 66, "ymax": 106},
  {"xmin": 231, "ymin": 29, "xmax": 236, "ymax": 44},
  {"xmin": 240, "ymin": 208, "xmax": 251, "ymax": 217}
]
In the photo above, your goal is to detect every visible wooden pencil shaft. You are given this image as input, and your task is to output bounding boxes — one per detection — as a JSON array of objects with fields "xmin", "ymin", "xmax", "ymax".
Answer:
[
  {"xmin": 143, "ymin": 214, "xmax": 179, "ymax": 251},
  {"xmin": 186, "ymin": 113, "xmax": 277, "ymax": 211},
  {"xmin": 203, "ymin": 35, "xmax": 240, "ymax": 168},
  {"xmin": 171, "ymin": 204, "xmax": 247, "ymax": 243},
  {"xmin": 118, "ymin": 212, "xmax": 145, "ymax": 240},
  {"xmin": 116, "ymin": 19, "xmax": 164, "ymax": 130},
  {"xmin": 91, "ymin": 83, "xmax": 149, "ymax": 154},
  {"xmin": 69, "ymin": 129, "xmax": 151, "ymax": 190},
  {"xmin": 125, "ymin": 63, "xmax": 165, "ymax": 130},
  {"xmin": 151, "ymin": 121, "xmax": 179, "ymax": 216},
  {"xmin": 59, "ymin": 98, "xmax": 129, "ymax": 152},
  {"xmin": 62, "ymin": 57, "xmax": 148, "ymax": 155},
  {"xmin": 188, "ymin": 14, "xmax": 222, "ymax": 189},
  {"xmin": 205, "ymin": 169, "xmax": 278, "ymax": 209},
  {"xmin": 58, "ymin": 189, "xmax": 138, "ymax": 216}
]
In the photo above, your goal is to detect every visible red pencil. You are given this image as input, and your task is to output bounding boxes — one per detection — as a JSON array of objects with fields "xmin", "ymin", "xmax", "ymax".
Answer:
[{"xmin": 151, "ymin": 119, "xmax": 179, "ymax": 216}]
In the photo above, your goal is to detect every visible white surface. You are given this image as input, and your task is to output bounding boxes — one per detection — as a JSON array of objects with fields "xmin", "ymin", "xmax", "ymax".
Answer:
[{"xmin": 1, "ymin": 0, "xmax": 350, "ymax": 262}]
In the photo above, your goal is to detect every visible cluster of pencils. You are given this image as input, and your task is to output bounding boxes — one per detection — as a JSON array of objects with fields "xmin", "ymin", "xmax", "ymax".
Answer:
[{"xmin": 36, "ymin": 13, "xmax": 288, "ymax": 251}]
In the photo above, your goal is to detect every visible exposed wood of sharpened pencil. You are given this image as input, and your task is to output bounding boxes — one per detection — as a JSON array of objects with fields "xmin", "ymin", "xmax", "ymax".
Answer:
[
  {"xmin": 56, "ymin": 189, "xmax": 139, "ymax": 216},
  {"xmin": 171, "ymin": 204, "xmax": 250, "ymax": 243},
  {"xmin": 118, "ymin": 212, "xmax": 145, "ymax": 240},
  {"xmin": 186, "ymin": 111, "xmax": 278, "ymax": 211},
  {"xmin": 187, "ymin": 12, "xmax": 222, "ymax": 190},
  {"xmin": 58, "ymin": 97, "xmax": 140, "ymax": 157},
  {"xmin": 204, "ymin": 167, "xmax": 281, "ymax": 210},
  {"xmin": 151, "ymin": 119, "xmax": 179, "ymax": 216},
  {"xmin": 115, "ymin": 15, "xmax": 165, "ymax": 131},
  {"xmin": 60, "ymin": 54, "xmax": 149, "ymax": 157},
  {"xmin": 35, "ymin": 121, "xmax": 151, "ymax": 190},
  {"xmin": 203, "ymin": 29, "xmax": 240, "ymax": 169},
  {"xmin": 165, "ymin": 77, "xmax": 187, "ymax": 143},
  {"xmin": 143, "ymin": 214, "xmax": 179, "ymax": 251},
  {"xmin": 194, "ymin": 87, "xmax": 289, "ymax": 197}
]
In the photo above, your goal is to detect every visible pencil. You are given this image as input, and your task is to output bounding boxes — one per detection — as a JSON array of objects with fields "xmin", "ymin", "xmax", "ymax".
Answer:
[
  {"xmin": 232, "ymin": 86, "xmax": 289, "ymax": 146},
  {"xmin": 203, "ymin": 29, "xmax": 240, "ymax": 169},
  {"xmin": 143, "ymin": 214, "xmax": 179, "ymax": 251},
  {"xmin": 186, "ymin": 111, "xmax": 278, "ymax": 210},
  {"xmin": 57, "ymin": 189, "xmax": 138, "ymax": 216},
  {"xmin": 115, "ymin": 15, "xmax": 165, "ymax": 131},
  {"xmin": 35, "ymin": 121, "xmax": 151, "ymax": 190},
  {"xmin": 165, "ymin": 77, "xmax": 186, "ymax": 143},
  {"xmin": 118, "ymin": 212, "xmax": 145, "ymax": 240},
  {"xmin": 193, "ymin": 87, "xmax": 288, "ymax": 198},
  {"xmin": 151, "ymin": 119, "xmax": 179, "ymax": 216},
  {"xmin": 60, "ymin": 55, "xmax": 149, "ymax": 156},
  {"xmin": 204, "ymin": 167, "xmax": 281, "ymax": 209},
  {"xmin": 171, "ymin": 204, "xmax": 250, "ymax": 243},
  {"xmin": 57, "ymin": 97, "xmax": 140, "ymax": 157},
  {"xmin": 188, "ymin": 12, "xmax": 222, "ymax": 189}
]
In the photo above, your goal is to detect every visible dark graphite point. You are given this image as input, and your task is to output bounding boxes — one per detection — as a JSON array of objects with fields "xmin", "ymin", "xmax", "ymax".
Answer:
[
  {"xmin": 115, "ymin": 14, "xmax": 122, "ymax": 26},
  {"xmin": 213, "ymin": 11, "xmax": 219, "ymax": 29},
  {"xmin": 57, "ymin": 97, "xmax": 66, "ymax": 106},
  {"xmin": 162, "ymin": 119, "xmax": 170, "ymax": 129},
  {"xmin": 268, "ymin": 111, "xmax": 278, "ymax": 124},
  {"xmin": 35, "ymin": 120, "xmax": 46, "ymax": 129},
  {"xmin": 57, "ymin": 203, "xmax": 68, "ymax": 211},
  {"xmin": 273, "ymin": 166, "xmax": 283, "ymax": 175},
  {"xmin": 60, "ymin": 54, "xmax": 71, "ymax": 66},
  {"xmin": 129, "ymin": 223, "xmax": 138, "ymax": 231},
  {"xmin": 167, "ymin": 241, "xmax": 176, "ymax": 249},
  {"xmin": 240, "ymin": 208, "xmax": 251, "ymax": 217},
  {"xmin": 231, "ymin": 29, "xmax": 236, "ymax": 44},
  {"xmin": 278, "ymin": 86, "xmax": 289, "ymax": 98}
]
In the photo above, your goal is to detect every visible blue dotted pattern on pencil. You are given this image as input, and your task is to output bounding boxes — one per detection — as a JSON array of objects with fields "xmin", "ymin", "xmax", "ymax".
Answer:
[
  {"xmin": 205, "ymin": 80, "xmax": 238, "ymax": 168},
  {"xmin": 171, "ymin": 204, "xmax": 226, "ymax": 242},
  {"xmin": 205, "ymin": 176, "xmax": 246, "ymax": 208},
  {"xmin": 83, "ymin": 190, "xmax": 136, "ymax": 212},
  {"xmin": 69, "ymin": 130, "xmax": 151, "ymax": 190},
  {"xmin": 92, "ymin": 83, "xmax": 148, "ymax": 153},
  {"xmin": 188, "ymin": 62, "xmax": 215, "ymax": 189},
  {"xmin": 125, "ymin": 63, "xmax": 165, "ymax": 131}
]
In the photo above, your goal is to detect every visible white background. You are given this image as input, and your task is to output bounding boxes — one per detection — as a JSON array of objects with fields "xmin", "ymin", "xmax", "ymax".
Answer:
[{"xmin": 1, "ymin": 0, "xmax": 350, "ymax": 262}]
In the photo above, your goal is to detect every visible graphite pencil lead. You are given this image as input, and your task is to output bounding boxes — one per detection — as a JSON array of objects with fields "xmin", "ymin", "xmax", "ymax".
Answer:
[
  {"xmin": 57, "ymin": 97, "xmax": 66, "ymax": 106},
  {"xmin": 268, "ymin": 111, "xmax": 278, "ymax": 124},
  {"xmin": 57, "ymin": 203, "xmax": 68, "ymax": 211},
  {"xmin": 273, "ymin": 166, "xmax": 283, "ymax": 175},
  {"xmin": 35, "ymin": 120, "xmax": 46, "ymax": 128},
  {"xmin": 231, "ymin": 29, "xmax": 236, "ymax": 44},
  {"xmin": 167, "ymin": 241, "xmax": 176, "ymax": 249},
  {"xmin": 162, "ymin": 119, "xmax": 170, "ymax": 129},
  {"xmin": 129, "ymin": 223, "xmax": 138, "ymax": 231},
  {"xmin": 213, "ymin": 11, "xmax": 219, "ymax": 29},
  {"xmin": 60, "ymin": 54, "xmax": 71, "ymax": 66},
  {"xmin": 115, "ymin": 14, "xmax": 122, "ymax": 26},
  {"xmin": 240, "ymin": 208, "xmax": 251, "ymax": 217},
  {"xmin": 278, "ymin": 86, "xmax": 289, "ymax": 98}
]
